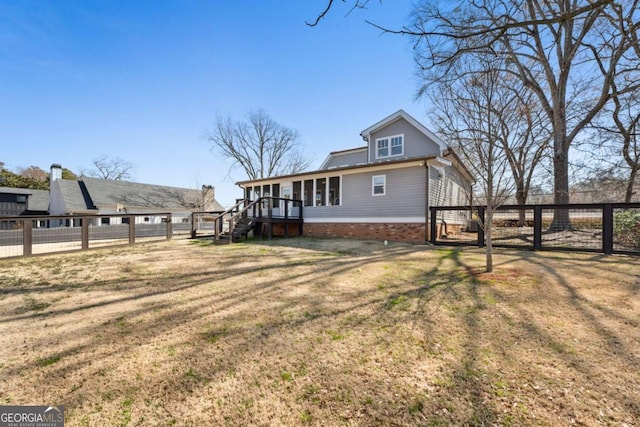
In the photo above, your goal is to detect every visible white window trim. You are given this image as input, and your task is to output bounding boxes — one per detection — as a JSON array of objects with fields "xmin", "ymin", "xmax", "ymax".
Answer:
[
  {"xmin": 372, "ymin": 175, "xmax": 386, "ymax": 196},
  {"xmin": 375, "ymin": 133, "xmax": 404, "ymax": 159}
]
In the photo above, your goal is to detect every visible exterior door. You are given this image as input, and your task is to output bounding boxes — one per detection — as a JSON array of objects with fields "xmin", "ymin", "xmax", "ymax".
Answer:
[{"xmin": 281, "ymin": 186, "xmax": 292, "ymax": 217}]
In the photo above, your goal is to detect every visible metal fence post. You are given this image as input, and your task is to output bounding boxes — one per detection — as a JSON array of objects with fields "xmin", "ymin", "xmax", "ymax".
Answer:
[
  {"xmin": 23, "ymin": 219, "xmax": 32, "ymax": 256},
  {"xmin": 82, "ymin": 217, "xmax": 89, "ymax": 250},
  {"xmin": 534, "ymin": 205, "xmax": 542, "ymax": 251},
  {"xmin": 603, "ymin": 204, "xmax": 613, "ymax": 255}
]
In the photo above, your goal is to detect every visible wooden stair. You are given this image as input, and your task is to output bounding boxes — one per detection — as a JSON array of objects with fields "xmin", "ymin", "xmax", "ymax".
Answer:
[{"xmin": 219, "ymin": 216, "xmax": 256, "ymax": 242}]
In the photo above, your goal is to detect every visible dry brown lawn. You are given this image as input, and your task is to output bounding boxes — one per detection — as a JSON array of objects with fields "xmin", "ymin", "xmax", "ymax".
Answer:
[{"xmin": 0, "ymin": 238, "xmax": 639, "ymax": 426}]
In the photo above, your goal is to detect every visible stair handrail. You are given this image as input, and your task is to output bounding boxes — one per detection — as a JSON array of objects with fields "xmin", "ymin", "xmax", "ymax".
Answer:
[
  {"xmin": 210, "ymin": 198, "xmax": 251, "ymax": 240},
  {"xmin": 227, "ymin": 198, "xmax": 262, "ymax": 243}
]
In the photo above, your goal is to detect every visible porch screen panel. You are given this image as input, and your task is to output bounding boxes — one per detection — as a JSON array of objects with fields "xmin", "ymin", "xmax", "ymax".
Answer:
[
  {"xmin": 329, "ymin": 176, "xmax": 340, "ymax": 206},
  {"xmin": 272, "ymin": 184, "xmax": 280, "ymax": 198},
  {"xmin": 315, "ymin": 178, "xmax": 326, "ymax": 206},
  {"xmin": 293, "ymin": 181, "xmax": 302, "ymax": 202},
  {"xmin": 304, "ymin": 180, "xmax": 313, "ymax": 207}
]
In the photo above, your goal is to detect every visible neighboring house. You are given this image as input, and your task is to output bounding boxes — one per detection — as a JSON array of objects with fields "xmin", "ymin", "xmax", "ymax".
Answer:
[
  {"xmin": 0, "ymin": 187, "xmax": 49, "ymax": 216},
  {"xmin": 236, "ymin": 110, "xmax": 475, "ymax": 243},
  {"xmin": 48, "ymin": 164, "xmax": 224, "ymax": 226},
  {"xmin": 0, "ymin": 187, "xmax": 50, "ymax": 229}
]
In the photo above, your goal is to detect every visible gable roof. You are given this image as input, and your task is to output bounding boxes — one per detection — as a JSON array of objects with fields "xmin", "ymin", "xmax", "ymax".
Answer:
[
  {"xmin": 53, "ymin": 180, "xmax": 96, "ymax": 212},
  {"xmin": 26, "ymin": 189, "xmax": 50, "ymax": 212},
  {"xmin": 359, "ymin": 109, "xmax": 447, "ymax": 151},
  {"xmin": 0, "ymin": 186, "xmax": 34, "ymax": 195},
  {"xmin": 55, "ymin": 177, "xmax": 224, "ymax": 212},
  {"xmin": 318, "ymin": 145, "xmax": 368, "ymax": 170}
]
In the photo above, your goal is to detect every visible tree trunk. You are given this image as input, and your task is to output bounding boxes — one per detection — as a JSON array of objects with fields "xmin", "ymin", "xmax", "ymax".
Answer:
[
  {"xmin": 516, "ymin": 188, "xmax": 527, "ymax": 226},
  {"xmin": 550, "ymin": 135, "xmax": 571, "ymax": 230},
  {"xmin": 626, "ymin": 167, "xmax": 638, "ymax": 203}
]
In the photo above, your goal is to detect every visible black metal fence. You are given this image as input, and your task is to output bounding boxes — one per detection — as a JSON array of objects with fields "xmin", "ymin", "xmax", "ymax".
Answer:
[
  {"xmin": 430, "ymin": 203, "xmax": 640, "ymax": 256},
  {"xmin": 0, "ymin": 213, "xmax": 174, "ymax": 258}
]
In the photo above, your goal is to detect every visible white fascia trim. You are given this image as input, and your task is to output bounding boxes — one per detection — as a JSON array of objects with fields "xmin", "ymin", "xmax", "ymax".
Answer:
[
  {"xmin": 429, "ymin": 156, "xmax": 452, "ymax": 167},
  {"xmin": 426, "ymin": 156, "xmax": 452, "ymax": 175},
  {"xmin": 304, "ymin": 217, "xmax": 426, "ymax": 224},
  {"xmin": 341, "ymin": 160, "xmax": 426, "ymax": 176}
]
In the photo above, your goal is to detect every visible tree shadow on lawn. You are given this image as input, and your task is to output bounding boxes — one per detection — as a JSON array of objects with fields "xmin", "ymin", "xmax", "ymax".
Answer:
[
  {"xmin": 1, "ymin": 241, "xmax": 639, "ymax": 425},
  {"xmin": 480, "ymin": 248, "xmax": 640, "ymax": 422}
]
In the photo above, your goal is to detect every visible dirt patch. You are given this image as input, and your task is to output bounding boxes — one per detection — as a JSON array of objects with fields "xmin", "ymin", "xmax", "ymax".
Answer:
[{"xmin": 0, "ymin": 239, "xmax": 639, "ymax": 426}]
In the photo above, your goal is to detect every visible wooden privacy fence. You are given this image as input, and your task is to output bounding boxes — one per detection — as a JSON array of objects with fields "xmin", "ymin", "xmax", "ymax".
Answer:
[
  {"xmin": 430, "ymin": 203, "xmax": 640, "ymax": 256},
  {"xmin": 0, "ymin": 213, "xmax": 174, "ymax": 258}
]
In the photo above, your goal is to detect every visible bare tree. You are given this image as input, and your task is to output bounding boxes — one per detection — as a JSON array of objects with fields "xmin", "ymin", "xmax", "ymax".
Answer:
[
  {"xmin": 206, "ymin": 110, "xmax": 311, "ymax": 181},
  {"xmin": 18, "ymin": 166, "xmax": 48, "ymax": 182},
  {"xmin": 311, "ymin": 0, "xmax": 640, "ymax": 227},
  {"xmin": 408, "ymin": 0, "xmax": 640, "ymax": 228},
  {"xmin": 589, "ymin": 90, "xmax": 640, "ymax": 202},
  {"xmin": 306, "ymin": 0, "xmax": 376, "ymax": 26},
  {"xmin": 84, "ymin": 156, "xmax": 134, "ymax": 181},
  {"xmin": 434, "ymin": 57, "xmax": 515, "ymax": 272}
]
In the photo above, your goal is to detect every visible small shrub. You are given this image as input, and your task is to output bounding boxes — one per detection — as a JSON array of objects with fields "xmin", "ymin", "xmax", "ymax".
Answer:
[{"xmin": 614, "ymin": 210, "xmax": 640, "ymax": 247}]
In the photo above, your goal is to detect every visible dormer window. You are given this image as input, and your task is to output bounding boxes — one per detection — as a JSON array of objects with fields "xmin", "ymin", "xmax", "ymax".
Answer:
[{"xmin": 376, "ymin": 134, "xmax": 404, "ymax": 159}]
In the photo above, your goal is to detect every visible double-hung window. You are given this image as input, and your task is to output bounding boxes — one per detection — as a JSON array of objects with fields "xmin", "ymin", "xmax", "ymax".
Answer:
[
  {"xmin": 376, "ymin": 134, "xmax": 404, "ymax": 159},
  {"xmin": 377, "ymin": 139, "xmax": 389, "ymax": 158},
  {"xmin": 372, "ymin": 175, "xmax": 386, "ymax": 196},
  {"xmin": 390, "ymin": 136, "xmax": 403, "ymax": 155}
]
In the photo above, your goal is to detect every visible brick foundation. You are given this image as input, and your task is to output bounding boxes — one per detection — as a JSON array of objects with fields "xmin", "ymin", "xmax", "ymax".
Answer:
[{"xmin": 303, "ymin": 222, "xmax": 427, "ymax": 244}]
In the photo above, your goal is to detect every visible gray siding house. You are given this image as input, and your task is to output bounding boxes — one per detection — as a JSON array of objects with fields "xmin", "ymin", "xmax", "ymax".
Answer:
[
  {"xmin": 236, "ymin": 110, "xmax": 474, "ymax": 243},
  {"xmin": 49, "ymin": 165, "xmax": 224, "ymax": 225}
]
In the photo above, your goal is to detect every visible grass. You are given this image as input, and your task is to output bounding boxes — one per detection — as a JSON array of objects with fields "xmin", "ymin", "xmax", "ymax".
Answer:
[
  {"xmin": 36, "ymin": 354, "xmax": 61, "ymax": 367},
  {"xmin": 0, "ymin": 238, "xmax": 638, "ymax": 425}
]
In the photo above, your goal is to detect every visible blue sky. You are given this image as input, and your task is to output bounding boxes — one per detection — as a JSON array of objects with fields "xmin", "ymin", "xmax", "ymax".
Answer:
[{"xmin": 1, "ymin": 1, "xmax": 427, "ymax": 206}]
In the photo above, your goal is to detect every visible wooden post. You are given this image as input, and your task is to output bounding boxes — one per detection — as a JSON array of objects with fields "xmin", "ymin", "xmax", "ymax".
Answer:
[
  {"xmin": 190, "ymin": 212, "xmax": 196, "ymax": 239},
  {"xmin": 82, "ymin": 217, "xmax": 89, "ymax": 250},
  {"xmin": 267, "ymin": 198, "xmax": 273, "ymax": 240},
  {"xmin": 299, "ymin": 202, "xmax": 304, "ymax": 236},
  {"xmin": 128, "ymin": 216, "xmax": 135, "ymax": 244},
  {"xmin": 166, "ymin": 214, "xmax": 173, "ymax": 240},
  {"xmin": 430, "ymin": 207, "xmax": 437, "ymax": 245},
  {"xmin": 23, "ymin": 219, "xmax": 32, "ymax": 256},
  {"xmin": 284, "ymin": 198, "xmax": 289, "ymax": 238},
  {"xmin": 477, "ymin": 207, "xmax": 485, "ymax": 248}
]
